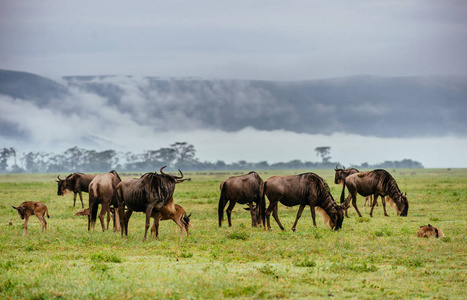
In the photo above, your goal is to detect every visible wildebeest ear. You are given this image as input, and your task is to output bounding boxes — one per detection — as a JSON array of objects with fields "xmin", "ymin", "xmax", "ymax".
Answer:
[
  {"xmin": 435, "ymin": 228, "xmax": 439, "ymax": 237},
  {"xmin": 187, "ymin": 213, "xmax": 192, "ymax": 218},
  {"xmin": 12, "ymin": 206, "xmax": 17, "ymax": 210},
  {"xmin": 428, "ymin": 224, "xmax": 432, "ymax": 228}
]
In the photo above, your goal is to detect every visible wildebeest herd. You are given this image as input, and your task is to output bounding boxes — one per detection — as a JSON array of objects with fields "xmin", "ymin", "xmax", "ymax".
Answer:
[{"xmin": 12, "ymin": 166, "xmax": 444, "ymax": 239}]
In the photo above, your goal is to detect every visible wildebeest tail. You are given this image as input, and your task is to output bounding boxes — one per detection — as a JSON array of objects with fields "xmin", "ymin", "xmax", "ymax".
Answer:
[
  {"xmin": 218, "ymin": 182, "xmax": 226, "ymax": 226},
  {"xmin": 340, "ymin": 178, "xmax": 346, "ymax": 204},
  {"xmin": 260, "ymin": 181, "xmax": 266, "ymax": 226},
  {"xmin": 46, "ymin": 207, "xmax": 50, "ymax": 218},
  {"xmin": 90, "ymin": 185, "xmax": 100, "ymax": 226}
]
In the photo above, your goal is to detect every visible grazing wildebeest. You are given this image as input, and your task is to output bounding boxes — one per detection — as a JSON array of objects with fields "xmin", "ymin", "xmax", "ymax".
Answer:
[
  {"xmin": 417, "ymin": 224, "xmax": 445, "ymax": 238},
  {"xmin": 12, "ymin": 201, "xmax": 50, "ymax": 236},
  {"xmin": 150, "ymin": 199, "xmax": 192, "ymax": 241},
  {"xmin": 340, "ymin": 169, "xmax": 409, "ymax": 217},
  {"xmin": 56, "ymin": 173, "xmax": 96, "ymax": 208},
  {"xmin": 88, "ymin": 170, "xmax": 121, "ymax": 232},
  {"xmin": 116, "ymin": 167, "xmax": 186, "ymax": 241},
  {"xmin": 218, "ymin": 171, "xmax": 265, "ymax": 228},
  {"xmin": 334, "ymin": 166, "xmax": 378, "ymax": 213},
  {"xmin": 264, "ymin": 172, "xmax": 344, "ymax": 231}
]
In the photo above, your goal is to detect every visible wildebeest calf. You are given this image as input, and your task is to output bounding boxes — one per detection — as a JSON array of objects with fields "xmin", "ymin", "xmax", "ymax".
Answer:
[
  {"xmin": 12, "ymin": 201, "xmax": 50, "ymax": 236},
  {"xmin": 150, "ymin": 201, "xmax": 192, "ymax": 241},
  {"xmin": 417, "ymin": 224, "xmax": 445, "ymax": 238}
]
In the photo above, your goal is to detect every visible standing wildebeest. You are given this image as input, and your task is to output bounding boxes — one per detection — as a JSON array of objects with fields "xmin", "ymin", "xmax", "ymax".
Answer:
[
  {"xmin": 150, "ymin": 199, "xmax": 192, "ymax": 241},
  {"xmin": 12, "ymin": 201, "xmax": 50, "ymax": 236},
  {"xmin": 218, "ymin": 171, "xmax": 265, "ymax": 228},
  {"xmin": 340, "ymin": 169, "xmax": 409, "ymax": 217},
  {"xmin": 264, "ymin": 172, "xmax": 344, "ymax": 231},
  {"xmin": 57, "ymin": 173, "xmax": 96, "ymax": 208},
  {"xmin": 334, "ymin": 166, "xmax": 379, "ymax": 214},
  {"xmin": 116, "ymin": 167, "xmax": 186, "ymax": 241},
  {"xmin": 88, "ymin": 170, "xmax": 121, "ymax": 232}
]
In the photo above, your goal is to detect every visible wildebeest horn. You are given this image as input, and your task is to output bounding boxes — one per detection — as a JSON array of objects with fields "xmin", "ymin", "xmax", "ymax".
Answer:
[
  {"xmin": 173, "ymin": 169, "xmax": 184, "ymax": 179},
  {"xmin": 57, "ymin": 175, "xmax": 62, "ymax": 180},
  {"xmin": 160, "ymin": 166, "xmax": 168, "ymax": 174},
  {"xmin": 335, "ymin": 165, "xmax": 338, "ymax": 171}
]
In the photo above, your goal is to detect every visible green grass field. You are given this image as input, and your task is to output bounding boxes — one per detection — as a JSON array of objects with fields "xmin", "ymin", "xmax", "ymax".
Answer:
[{"xmin": 0, "ymin": 169, "xmax": 466, "ymax": 299}]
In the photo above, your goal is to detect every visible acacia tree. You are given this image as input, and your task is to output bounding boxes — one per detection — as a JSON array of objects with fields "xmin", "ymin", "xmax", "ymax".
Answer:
[{"xmin": 315, "ymin": 146, "xmax": 331, "ymax": 163}]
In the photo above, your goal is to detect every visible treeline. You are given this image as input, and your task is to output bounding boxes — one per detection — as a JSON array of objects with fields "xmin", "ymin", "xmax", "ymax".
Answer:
[{"xmin": 0, "ymin": 143, "xmax": 423, "ymax": 174}]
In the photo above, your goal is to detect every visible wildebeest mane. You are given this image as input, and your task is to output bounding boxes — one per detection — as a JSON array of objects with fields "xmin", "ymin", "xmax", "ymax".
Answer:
[{"xmin": 372, "ymin": 169, "xmax": 403, "ymax": 200}]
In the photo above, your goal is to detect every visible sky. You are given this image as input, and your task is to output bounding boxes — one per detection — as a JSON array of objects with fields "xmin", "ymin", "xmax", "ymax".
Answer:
[{"xmin": 1, "ymin": 1, "xmax": 467, "ymax": 168}]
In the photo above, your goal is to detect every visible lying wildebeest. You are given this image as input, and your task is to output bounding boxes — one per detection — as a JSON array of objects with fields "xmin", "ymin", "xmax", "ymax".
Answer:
[
  {"xmin": 150, "ymin": 199, "xmax": 192, "ymax": 241},
  {"xmin": 264, "ymin": 172, "xmax": 344, "ymax": 231},
  {"xmin": 117, "ymin": 166, "xmax": 186, "ymax": 241},
  {"xmin": 88, "ymin": 170, "xmax": 121, "ymax": 232},
  {"xmin": 218, "ymin": 171, "xmax": 265, "ymax": 228},
  {"xmin": 334, "ymin": 166, "xmax": 379, "ymax": 213},
  {"xmin": 340, "ymin": 169, "xmax": 409, "ymax": 217},
  {"xmin": 417, "ymin": 224, "xmax": 445, "ymax": 238},
  {"xmin": 12, "ymin": 201, "xmax": 50, "ymax": 236},
  {"xmin": 57, "ymin": 173, "xmax": 96, "ymax": 208}
]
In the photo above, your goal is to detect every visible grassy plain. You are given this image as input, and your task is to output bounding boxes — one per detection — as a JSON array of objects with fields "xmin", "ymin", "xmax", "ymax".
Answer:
[{"xmin": 0, "ymin": 169, "xmax": 466, "ymax": 299}]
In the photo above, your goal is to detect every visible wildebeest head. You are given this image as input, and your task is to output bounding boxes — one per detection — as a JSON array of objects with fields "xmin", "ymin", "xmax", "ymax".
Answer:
[
  {"xmin": 12, "ymin": 206, "xmax": 27, "ymax": 219},
  {"xmin": 334, "ymin": 166, "xmax": 345, "ymax": 184},
  {"xmin": 332, "ymin": 204, "xmax": 345, "ymax": 230},
  {"xmin": 56, "ymin": 175, "xmax": 66, "ymax": 196},
  {"xmin": 182, "ymin": 213, "xmax": 193, "ymax": 229},
  {"xmin": 243, "ymin": 205, "xmax": 262, "ymax": 227},
  {"xmin": 397, "ymin": 192, "xmax": 409, "ymax": 217}
]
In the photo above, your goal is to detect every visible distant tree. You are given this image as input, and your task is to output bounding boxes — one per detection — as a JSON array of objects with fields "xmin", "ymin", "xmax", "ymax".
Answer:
[
  {"xmin": 0, "ymin": 147, "xmax": 16, "ymax": 172},
  {"xmin": 315, "ymin": 146, "xmax": 331, "ymax": 163}
]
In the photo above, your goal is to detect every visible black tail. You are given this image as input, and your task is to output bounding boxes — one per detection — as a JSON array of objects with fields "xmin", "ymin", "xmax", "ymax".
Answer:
[
  {"xmin": 90, "ymin": 186, "xmax": 100, "ymax": 227},
  {"xmin": 340, "ymin": 178, "xmax": 346, "ymax": 204},
  {"xmin": 260, "ymin": 182, "xmax": 266, "ymax": 227},
  {"xmin": 218, "ymin": 182, "xmax": 226, "ymax": 227}
]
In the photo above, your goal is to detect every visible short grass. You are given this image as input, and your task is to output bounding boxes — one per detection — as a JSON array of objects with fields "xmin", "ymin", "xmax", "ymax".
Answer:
[{"xmin": 0, "ymin": 169, "xmax": 466, "ymax": 299}]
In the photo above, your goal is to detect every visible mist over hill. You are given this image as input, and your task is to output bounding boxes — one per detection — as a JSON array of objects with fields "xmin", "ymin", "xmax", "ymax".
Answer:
[{"xmin": 1, "ymin": 69, "xmax": 466, "ymax": 139}]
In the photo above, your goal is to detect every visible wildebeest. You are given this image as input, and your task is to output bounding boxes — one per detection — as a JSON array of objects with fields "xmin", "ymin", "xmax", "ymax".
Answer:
[
  {"xmin": 218, "ymin": 171, "xmax": 265, "ymax": 228},
  {"xmin": 340, "ymin": 169, "xmax": 409, "ymax": 217},
  {"xmin": 88, "ymin": 170, "xmax": 121, "ymax": 232},
  {"xmin": 116, "ymin": 167, "xmax": 186, "ymax": 241},
  {"xmin": 264, "ymin": 172, "xmax": 344, "ymax": 231},
  {"xmin": 150, "ymin": 199, "xmax": 192, "ymax": 241},
  {"xmin": 12, "ymin": 201, "xmax": 50, "ymax": 236},
  {"xmin": 56, "ymin": 173, "xmax": 96, "ymax": 208},
  {"xmin": 417, "ymin": 224, "xmax": 445, "ymax": 238},
  {"xmin": 334, "ymin": 166, "xmax": 378, "ymax": 213}
]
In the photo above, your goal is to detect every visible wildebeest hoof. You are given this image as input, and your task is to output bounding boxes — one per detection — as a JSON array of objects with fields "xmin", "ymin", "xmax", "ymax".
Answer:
[{"xmin": 291, "ymin": 228, "xmax": 296, "ymax": 232}]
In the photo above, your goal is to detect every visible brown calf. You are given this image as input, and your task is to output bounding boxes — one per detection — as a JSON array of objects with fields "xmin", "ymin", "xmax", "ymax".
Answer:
[
  {"xmin": 151, "ymin": 201, "xmax": 192, "ymax": 241},
  {"xmin": 417, "ymin": 224, "xmax": 445, "ymax": 238},
  {"xmin": 12, "ymin": 201, "xmax": 50, "ymax": 236}
]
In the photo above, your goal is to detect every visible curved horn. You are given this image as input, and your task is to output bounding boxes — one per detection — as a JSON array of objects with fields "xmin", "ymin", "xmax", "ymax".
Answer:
[
  {"xmin": 173, "ymin": 169, "xmax": 184, "ymax": 179},
  {"xmin": 335, "ymin": 165, "xmax": 338, "ymax": 171},
  {"xmin": 57, "ymin": 175, "xmax": 62, "ymax": 180},
  {"xmin": 159, "ymin": 166, "xmax": 168, "ymax": 175}
]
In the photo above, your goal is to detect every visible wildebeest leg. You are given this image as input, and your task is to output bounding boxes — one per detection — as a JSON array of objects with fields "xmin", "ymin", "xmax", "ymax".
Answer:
[
  {"xmin": 310, "ymin": 205, "xmax": 317, "ymax": 227},
  {"xmin": 73, "ymin": 192, "xmax": 77, "ymax": 208},
  {"xmin": 369, "ymin": 195, "xmax": 379, "ymax": 217},
  {"xmin": 123, "ymin": 209, "xmax": 133, "ymax": 236},
  {"xmin": 174, "ymin": 218, "xmax": 185, "ymax": 241},
  {"xmin": 218, "ymin": 199, "xmax": 228, "ymax": 227},
  {"xmin": 226, "ymin": 201, "xmax": 236, "ymax": 227},
  {"xmin": 272, "ymin": 204, "xmax": 285, "ymax": 231},
  {"xmin": 248, "ymin": 202, "xmax": 256, "ymax": 227},
  {"xmin": 23, "ymin": 215, "xmax": 30, "ymax": 236},
  {"xmin": 78, "ymin": 191, "xmax": 84, "ymax": 208},
  {"xmin": 144, "ymin": 205, "xmax": 155, "ymax": 241},
  {"xmin": 118, "ymin": 205, "xmax": 126, "ymax": 236},
  {"xmin": 265, "ymin": 201, "xmax": 276, "ymax": 230},
  {"xmin": 113, "ymin": 208, "xmax": 120, "ymax": 232},
  {"xmin": 291, "ymin": 204, "xmax": 306, "ymax": 232},
  {"xmin": 37, "ymin": 214, "xmax": 47, "ymax": 232},
  {"xmin": 381, "ymin": 196, "xmax": 389, "ymax": 217},
  {"xmin": 351, "ymin": 193, "xmax": 362, "ymax": 217},
  {"xmin": 98, "ymin": 203, "xmax": 110, "ymax": 232},
  {"xmin": 344, "ymin": 195, "xmax": 352, "ymax": 218},
  {"xmin": 106, "ymin": 209, "xmax": 111, "ymax": 230}
]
